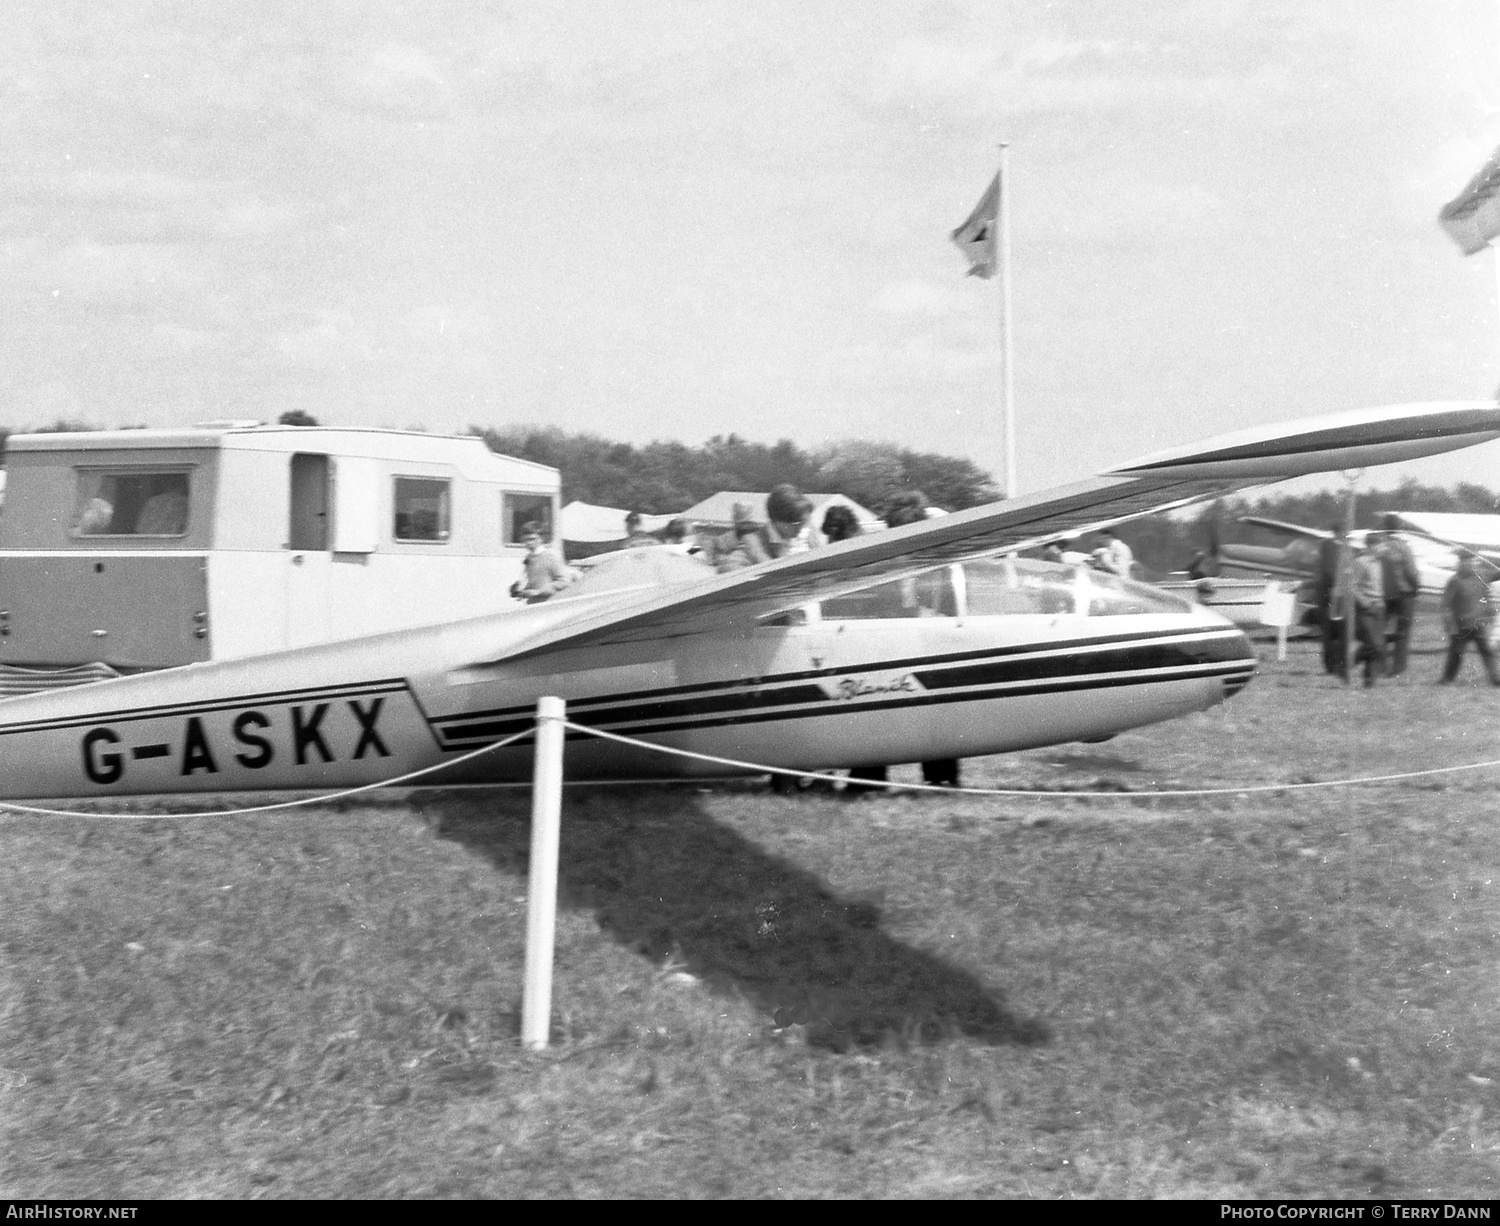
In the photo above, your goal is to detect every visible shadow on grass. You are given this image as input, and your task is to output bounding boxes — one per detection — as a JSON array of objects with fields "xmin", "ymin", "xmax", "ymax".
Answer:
[{"xmin": 419, "ymin": 787, "xmax": 1047, "ymax": 1051}]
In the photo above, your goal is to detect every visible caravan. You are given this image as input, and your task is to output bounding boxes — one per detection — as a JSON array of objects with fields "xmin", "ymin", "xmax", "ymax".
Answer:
[{"xmin": 0, "ymin": 424, "xmax": 558, "ymax": 681}]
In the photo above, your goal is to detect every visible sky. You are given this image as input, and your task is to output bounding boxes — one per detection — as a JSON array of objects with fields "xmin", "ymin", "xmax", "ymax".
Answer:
[{"xmin": 5, "ymin": 1, "xmax": 1500, "ymax": 500}]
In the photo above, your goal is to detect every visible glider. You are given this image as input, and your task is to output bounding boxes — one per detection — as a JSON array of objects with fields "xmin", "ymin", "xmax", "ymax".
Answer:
[{"xmin": 0, "ymin": 400, "xmax": 1495, "ymax": 801}]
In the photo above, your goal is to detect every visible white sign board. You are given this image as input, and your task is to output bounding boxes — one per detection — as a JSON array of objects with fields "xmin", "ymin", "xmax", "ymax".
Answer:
[{"xmin": 1258, "ymin": 585, "xmax": 1297, "ymax": 629}]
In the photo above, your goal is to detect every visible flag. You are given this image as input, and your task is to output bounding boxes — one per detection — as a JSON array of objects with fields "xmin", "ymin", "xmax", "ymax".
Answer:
[
  {"xmin": 951, "ymin": 172, "xmax": 1000, "ymax": 278},
  {"xmin": 1440, "ymin": 144, "xmax": 1500, "ymax": 255}
]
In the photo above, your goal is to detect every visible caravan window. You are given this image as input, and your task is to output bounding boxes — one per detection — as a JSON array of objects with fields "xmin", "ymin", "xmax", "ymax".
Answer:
[
  {"xmin": 393, "ymin": 477, "xmax": 451, "ymax": 542},
  {"xmin": 503, "ymin": 493, "xmax": 554, "ymax": 545},
  {"xmin": 73, "ymin": 469, "xmax": 191, "ymax": 537}
]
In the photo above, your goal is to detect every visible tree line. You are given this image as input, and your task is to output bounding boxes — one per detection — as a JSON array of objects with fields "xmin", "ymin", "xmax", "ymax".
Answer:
[{"xmin": 464, "ymin": 424, "xmax": 1003, "ymax": 520}]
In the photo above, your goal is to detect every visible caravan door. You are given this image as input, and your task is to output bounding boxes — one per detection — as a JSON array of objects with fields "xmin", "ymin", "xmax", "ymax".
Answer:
[{"xmin": 284, "ymin": 452, "xmax": 332, "ymax": 648}]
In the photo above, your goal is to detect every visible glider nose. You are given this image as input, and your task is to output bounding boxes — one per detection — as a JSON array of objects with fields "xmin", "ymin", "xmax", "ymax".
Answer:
[
  {"xmin": 1223, "ymin": 647, "xmax": 1256, "ymax": 699},
  {"xmin": 1217, "ymin": 625, "xmax": 1257, "ymax": 700},
  {"xmin": 1180, "ymin": 602, "xmax": 1257, "ymax": 701}
]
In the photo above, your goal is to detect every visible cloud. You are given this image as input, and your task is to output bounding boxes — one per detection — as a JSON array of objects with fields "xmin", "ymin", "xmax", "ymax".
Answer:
[
  {"xmin": 869, "ymin": 281, "xmax": 973, "ymax": 317},
  {"xmin": 4, "ymin": 379, "xmax": 86, "ymax": 423},
  {"xmin": 392, "ymin": 306, "xmax": 502, "ymax": 378},
  {"xmin": 1, "ymin": 169, "xmax": 309, "ymax": 248},
  {"xmin": 1048, "ymin": 181, "xmax": 1243, "ymax": 242},
  {"xmin": 274, "ymin": 308, "xmax": 378, "ymax": 368},
  {"xmin": 1013, "ymin": 39, "xmax": 1142, "ymax": 72},
  {"xmin": 821, "ymin": 331, "xmax": 997, "ymax": 387},
  {"xmin": 871, "ymin": 31, "xmax": 1293, "ymax": 124},
  {"xmin": 336, "ymin": 43, "xmax": 454, "ymax": 121},
  {"xmin": 0, "ymin": 238, "xmax": 202, "ymax": 312},
  {"xmin": 0, "ymin": 164, "xmax": 334, "ymax": 339},
  {"xmin": 272, "ymin": 303, "xmax": 501, "ymax": 380}
]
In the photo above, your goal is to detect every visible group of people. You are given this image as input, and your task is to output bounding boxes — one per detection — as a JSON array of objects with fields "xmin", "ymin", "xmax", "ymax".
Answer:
[
  {"xmin": 509, "ymin": 511, "xmax": 694, "ymax": 602},
  {"xmin": 628, "ymin": 483, "xmax": 963, "ymax": 793},
  {"xmin": 508, "ymin": 487, "xmax": 835, "ymax": 603},
  {"xmin": 698, "ymin": 483, "xmax": 962, "ymax": 792},
  {"xmin": 1040, "ymin": 528, "xmax": 1136, "ymax": 578},
  {"xmin": 1316, "ymin": 518, "xmax": 1499, "ymax": 687},
  {"xmin": 505, "ymin": 486, "xmax": 961, "ymax": 792},
  {"xmin": 701, "ymin": 485, "xmax": 823, "ymax": 570}
]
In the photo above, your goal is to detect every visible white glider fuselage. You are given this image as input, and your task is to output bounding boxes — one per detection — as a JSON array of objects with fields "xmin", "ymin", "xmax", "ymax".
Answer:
[
  {"xmin": 5, "ymin": 399, "xmax": 1496, "ymax": 802},
  {"xmin": 0, "ymin": 560, "xmax": 1252, "ymax": 800}
]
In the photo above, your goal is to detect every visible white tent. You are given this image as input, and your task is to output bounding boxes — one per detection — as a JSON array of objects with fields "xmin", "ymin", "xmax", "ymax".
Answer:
[{"xmin": 558, "ymin": 501, "xmax": 677, "ymax": 545}]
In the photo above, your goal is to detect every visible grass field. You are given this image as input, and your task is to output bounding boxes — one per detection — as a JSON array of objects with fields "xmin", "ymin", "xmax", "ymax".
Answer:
[{"xmin": 3, "ymin": 633, "xmax": 1499, "ymax": 1199}]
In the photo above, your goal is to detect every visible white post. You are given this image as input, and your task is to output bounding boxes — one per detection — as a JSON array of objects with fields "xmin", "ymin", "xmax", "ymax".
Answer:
[
  {"xmin": 522, "ymin": 695, "xmax": 566, "ymax": 1050},
  {"xmin": 1342, "ymin": 477, "xmax": 1360, "ymax": 684},
  {"xmin": 998, "ymin": 142, "xmax": 1017, "ymax": 499}
]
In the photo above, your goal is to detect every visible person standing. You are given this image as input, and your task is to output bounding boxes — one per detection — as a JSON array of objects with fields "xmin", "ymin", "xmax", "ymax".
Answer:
[
  {"xmin": 661, "ymin": 518, "xmax": 697, "ymax": 554},
  {"xmin": 759, "ymin": 484, "xmax": 818, "ymax": 556},
  {"xmin": 1439, "ymin": 555, "xmax": 1500, "ymax": 685},
  {"xmin": 510, "ymin": 523, "xmax": 574, "ymax": 603},
  {"xmin": 1349, "ymin": 543, "xmax": 1387, "ymax": 687},
  {"xmin": 1098, "ymin": 527, "xmax": 1134, "ymax": 578},
  {"xmin": 623, "ymin": 511, "xmax": 660, "ymax": 548},
  {"xmin": 1186, "ymin": 549, "xmax": 1220, "ymax": 580},
  {"xmin": 1374, "ymin": 528, "xmax": 1421, "ymax": 677},
  {"xmin": 1316, "ymin": 524, "xmax": 1349, "ymax": 676},
  {"xmin": 708, "ymin": 502, "xmax": 762, "ymax": 572},
  {"xmin": 820, "ymin": 504, "xmax": 862, "ymax": 543}
]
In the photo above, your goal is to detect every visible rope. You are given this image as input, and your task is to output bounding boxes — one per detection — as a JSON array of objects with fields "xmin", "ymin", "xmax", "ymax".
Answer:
[
  {"xmin": 0, "ymin": 728, "xmax": 536, "ymax": 820},
  {"xmin": 6, "ymin": 711, "xmax": 1498, "ymax": 819},
  {"xmin": 559, "ymin": 720, "xmax": 1500, "ymax": 798}
]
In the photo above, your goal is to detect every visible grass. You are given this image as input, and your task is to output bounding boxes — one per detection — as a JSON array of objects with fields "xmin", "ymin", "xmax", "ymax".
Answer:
[{"xmin": 2, "ymin": 632, "xmax": 1499, "ymax": 1198}]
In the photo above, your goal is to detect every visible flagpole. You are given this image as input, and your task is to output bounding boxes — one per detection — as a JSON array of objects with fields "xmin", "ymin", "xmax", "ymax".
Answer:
[{"xmin": 998, "ymin": 142, "xmax": 1017, "ymax": 498}]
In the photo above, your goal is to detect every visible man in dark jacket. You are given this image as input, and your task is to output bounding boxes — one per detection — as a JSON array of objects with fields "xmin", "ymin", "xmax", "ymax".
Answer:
[
  {"xmin": 1316, "ymin": 523, "xmax": 1348, "ymax": 676},
  {"xmin": 1439, "ymin": 555, "xmax": 1500, "ymax": 685},
  {"xmin": 1374, "ymin": 528, "xmax": 1422, "ymax": 677}
]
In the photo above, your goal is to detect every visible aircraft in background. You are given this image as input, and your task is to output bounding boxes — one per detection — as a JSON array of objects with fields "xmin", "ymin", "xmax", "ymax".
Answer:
[
  {"xmin": 0, "ymin": 401, "xmax": 1496, "ymax": 802},
  {"xmin": 1213, "ymin": 512, "xmax": 1500, "ymax": 600},
  {"xmin": 1384, "ymin": 512, "xmax": 1500, "ymax": 583}
]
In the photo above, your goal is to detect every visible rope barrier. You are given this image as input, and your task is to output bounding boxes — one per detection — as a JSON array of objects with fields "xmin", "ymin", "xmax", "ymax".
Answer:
[
  {"xmin": 559, "ymin": 719, "xmax": 1500, "ymax": 798},
  {"xmin": 0, "ymin": 728, "xmax": 536, "ymax": 820},
  {"xmin": 6, "ymin": 712, "xmax": 1499, "ymax": 820}
]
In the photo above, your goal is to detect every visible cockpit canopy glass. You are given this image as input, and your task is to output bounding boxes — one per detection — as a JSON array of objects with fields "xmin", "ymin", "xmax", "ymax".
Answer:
[{"xmin": 820, "ymin": 557, "xmax": 1192, "ymax": 620}]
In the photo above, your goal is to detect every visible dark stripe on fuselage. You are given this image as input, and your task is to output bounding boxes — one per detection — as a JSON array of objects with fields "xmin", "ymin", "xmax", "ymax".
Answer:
[
  {"xmin": 433, "ymin": 631, "xmax": 1254, "ymax": 747},
  {"xmin": 604, "ymin": 663, "xmax": 1256, "ymax": 740},
  {"xmin": 430, "ymin": 625, "xmax": 1247, "ymax": 734},
  {"xmin": 437, "ymin": 661, "xmax": 1255, "ymax": 746},
  {"xmin": 913, "ymin": 636, "xmax": 1247, "ymax": 692}
]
